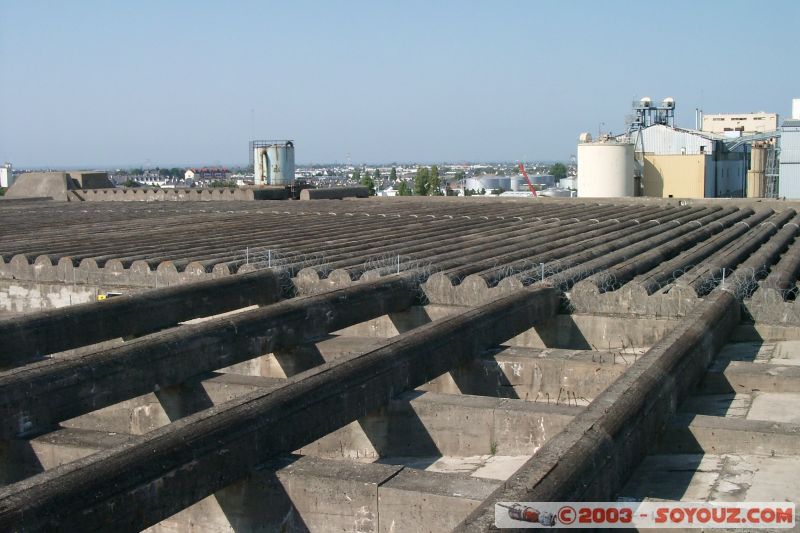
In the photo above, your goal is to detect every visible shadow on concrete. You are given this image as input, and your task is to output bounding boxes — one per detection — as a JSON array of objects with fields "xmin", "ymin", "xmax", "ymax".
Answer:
[
  {"xmin": 535, "ymin": 315, "xmax": 593, "ymax": 350},
  {"xmin": 155, "ymin": 378, "xmax": 215, "ymax": 422},
  {"xmin": 388, "ymin": 308, "xmax": 432, "ymax": 334},
  {"xmin": 620, "ymin": 338, "xmax": 767, "ymax": 502},
  {"xmin": 361, "ymin": 391, "xmax": 442, "ymax": 469},
  {"xmin": 273, "ymin": 341, "xmax": 327, "ymax": 376},
  {"xmin": 0, "ymin": 439, "xmax": 44, "ymax": 484},
  {"xmin": 216, "ymin": 457, "xmax": 311, "ymax": 533},
  {"xmin": 450, "ymin": 353, "xmax": 521, "ymax": 400},
  {"xmin": 155, "ymin": 382, "xmax": 311, "ymax": 531}
]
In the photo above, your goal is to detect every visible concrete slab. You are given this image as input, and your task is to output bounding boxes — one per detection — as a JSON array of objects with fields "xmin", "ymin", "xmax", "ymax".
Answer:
[
  {"xmin": 659, "ymin": 414, "xmax": 800, "ymax": 456},
  {"xmin": 622, "ymin": 453, "xmax": 800, "ymax": 506},
  {"xmin": 772, "ymin": 340, "xmax": 800, "ymax": 366},
  {"xmin": 378, "ymin": 468, "xmax": 498, "ymax": 533},
  {"xmin": 747, "ymin": 392, "xmax": 800, "ymax": 424},
  {"xmin": 679, "ymin": 393, "xmax": 752, "ymax": 418},
  {"xmin": 621, "ymin": 454, "xmax": 723, "ymax": 501},
  {"xmin": 716, "ymin": 341, "xmax": 774, "ymax": 363}
]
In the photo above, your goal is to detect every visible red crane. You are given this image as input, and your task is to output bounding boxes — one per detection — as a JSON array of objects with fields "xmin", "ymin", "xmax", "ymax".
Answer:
[{"xmin": 518, "ymin": 163, "xmax": 538, "ymax": 197}]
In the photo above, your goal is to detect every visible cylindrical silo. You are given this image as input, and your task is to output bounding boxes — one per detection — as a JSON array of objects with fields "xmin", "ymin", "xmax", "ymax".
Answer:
[
  {"xmin": 577, "ymin": 137, "xmax": 634, "ymax": 198},
  {"xmin": 266, "ymin": 141, "xmax": 295, "ymax": 186},
  {"xmin": 253, "ymin": 141, "xmax": 295, "ymax": 186},
  {"xmin": 254, "ymin": 147, "xmax": 268, "ymax": 186}
]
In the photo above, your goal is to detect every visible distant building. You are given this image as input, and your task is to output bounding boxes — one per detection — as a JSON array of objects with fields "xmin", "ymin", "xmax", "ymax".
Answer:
[
  {"xmin": 622, "ymin": 125, "xmax": 748, "ymax": 198},
  {"xmin": 0, "ymin": 163, "xmax": 13, "ymax": 188},
  {"xmin": 779, "ymin": 102, "xmax": 800, "ymax": 198},
  {"xmin": 702, "ymin": 113, "xmax": 778, "ymax": 135},
  {"xmin": 185, "ymin": 167, "xmax": 230, "ymax": 181}
]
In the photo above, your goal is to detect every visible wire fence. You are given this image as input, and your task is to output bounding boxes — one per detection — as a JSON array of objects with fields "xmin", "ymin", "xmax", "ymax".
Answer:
[{"xmin": 232, "ymin": 245, "xmax": 799, "ymax": 306}]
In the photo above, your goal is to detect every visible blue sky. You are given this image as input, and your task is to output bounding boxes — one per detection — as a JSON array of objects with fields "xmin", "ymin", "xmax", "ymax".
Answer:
[{"xmin": 1, "ymin": 1, "xmax": 798, "ymax": 167}]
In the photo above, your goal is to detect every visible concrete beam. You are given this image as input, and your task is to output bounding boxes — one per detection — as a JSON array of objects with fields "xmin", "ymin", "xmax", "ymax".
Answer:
[
  {"xmin": 0, "ymin": 274, "xmax": 418, "ymax": 438},
  {"xmin": 5, "ymin": 425, "xmax": 498, "ymax": 533},
  {"xmin": 0, "ymin": 286, "xmax": 558, "ymax": 531},
  {"xmin": 700, "ymin": 360, "xmax": 800, "ymax": 394},
  {"xmin": 420, "ymin": 346, "xmax": 629, "ymax": 403},
  {"xmin": 0, "ymin": 269, "xmax": 284, "ymax": 365},
  {"xmin": 455, "ymin": 290, "xmax": 739, "ymax": 532},
  {"xmin": 658, "ymin": 414, "xmax": 800, "ymax": 456}
]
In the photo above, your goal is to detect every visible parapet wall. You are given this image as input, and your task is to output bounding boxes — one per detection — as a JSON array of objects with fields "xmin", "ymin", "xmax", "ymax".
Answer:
[
  {"xmin": 300, "ymin": 186, "xmax": 369, "ymax": 200},
  {"xmin": 82, "ymin": 188, "xmax": 257, "ymax": 202}
]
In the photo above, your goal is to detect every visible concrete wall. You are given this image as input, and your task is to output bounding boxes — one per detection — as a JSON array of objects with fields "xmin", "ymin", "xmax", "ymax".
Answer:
[
  {"xmin": 69, "ymin": 172, "xmax": 113, "ymax": 189},
  {"xmin": 82, "ymin": 187, "xmax": 258, "ymax": 202},
  {"xmin": 5, "ymin": 172, "xmax": 72, "ymax": 201}
]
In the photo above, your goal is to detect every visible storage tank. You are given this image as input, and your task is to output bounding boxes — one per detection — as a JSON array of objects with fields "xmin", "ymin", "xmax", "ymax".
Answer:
[
  {"xmin": 253, "ymin": 141, "xmax": 295, "ymax": 186},
  {"xmin": 577, "ymin": 135, "xmax": 634, "ymax": 197},
  {"xmin": 793, "ymin": 98, "xmax": 800, "ymax": 120},
  {"xmin": 747, "ymin": 145, "xmax": 767, "ymax": 198}
]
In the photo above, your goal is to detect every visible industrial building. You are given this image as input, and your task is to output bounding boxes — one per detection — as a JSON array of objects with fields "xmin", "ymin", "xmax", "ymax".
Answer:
[
  {"xmin": 576, "ymin": 98, "xmax": 780, "ymax": 199},
  {"xmin": 1, "ymin": 195, "xmax": 800, "ymax": 531},
  {"xmin": 779, "ymin": 103, "xmax": 800, "ymax": 198},
  {"xmin": 0, "ymin": 164, "xmax": 12, "ymax": 189},
  {"xmin": 702, "ymin": 112, "xmax": 779, "ymax": 135},
  {"xmin": 632, "ymin": 124, "xmax": 749, "ymax": 198},
  {"xmin": 465, "ymin": 174, "xmax": 554, "ymax": 194}
]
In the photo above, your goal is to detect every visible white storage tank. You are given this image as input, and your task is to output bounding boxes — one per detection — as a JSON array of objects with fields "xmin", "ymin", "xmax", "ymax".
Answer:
[
  {"xmin": 253, "ymin": 141, "xmax": 295, "ymax": 186},
  {"xmin": 577, "ymin": 135, "xmax": 634, "ymax": 198}
]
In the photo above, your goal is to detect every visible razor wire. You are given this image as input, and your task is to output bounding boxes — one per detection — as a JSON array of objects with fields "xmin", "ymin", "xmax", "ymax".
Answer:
[{"xmin": 233, "ymin": 246, "xmax": 329, "ymax": 296}]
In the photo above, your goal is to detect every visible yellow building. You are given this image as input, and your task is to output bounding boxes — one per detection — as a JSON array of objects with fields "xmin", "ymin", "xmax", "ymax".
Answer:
[
  {"xmin": 642, "ymin": 154, "xmax": 707, "ymax": 198},
  {"xmin": 626, "ymin": 125, "xmax": 748, "ymax": 198}
]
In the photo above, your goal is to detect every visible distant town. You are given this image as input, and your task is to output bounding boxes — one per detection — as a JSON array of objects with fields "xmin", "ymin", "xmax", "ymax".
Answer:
[{"xmin": 0, "ymin": 161, "xmax": 578, "ymax": 198}]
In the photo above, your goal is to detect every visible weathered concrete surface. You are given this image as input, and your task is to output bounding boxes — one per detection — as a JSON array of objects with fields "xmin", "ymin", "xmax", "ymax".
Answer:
[
  {"xmin": 659, "ymin": 414, "xmax": 800, "ymax": 456},
  {"xmin": 82, "ymin": 187, "xmax": 260, "ymax": 202},
  {"xmin": 0, "ymin": 286, "xmax": 558, "ymax": 531},
  {"xmin": 5, "ymin": 426, "xmax": 496, "ymax": 533},
  {"xmin": 300, "ymin": 392, "xmax": 580, "ymax": 459},
  {"xmin": 0, "ymin": 269, "xmax": 284, "ymax": 364},
  {"xmin": 621, "ymin": 453, "xmax": 800, "ymax": 508},
  {"xmin": 337, "ymin": 307, "xmax": 678, "ymax": 350},
  {"xmin": 0, "ymin": 274, "xmax": 418, "ymax": 438},
  {"xmin": 300, "ymin": 187, "xmax": 369, "ymax": 200},
  {"xmin": 0, "ymin": 279, "xmax": 103, "ymax": 314},
  {"xmin": 5, "ymin": 173, "xmax": 75, "ymax": 201},
  {"xmin": 700, "ymin": 360, "xmax": 800, "ymax": 394},
  {"xmin": 420, "ymin": 346, "xmax": 632, "ymax": 403},
  {"xmin": 456, "ymin": 290, "xmax": 739, "ymax": 532}
]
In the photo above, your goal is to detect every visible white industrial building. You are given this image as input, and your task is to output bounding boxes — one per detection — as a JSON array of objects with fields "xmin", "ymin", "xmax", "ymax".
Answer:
[
  {"xmin": 779, "ymin": 99, "xmax": 800, "ymax": 198},
  {"xmin": 465, "ymin": 174, "xmax": 554, "ymax": 194},
  {"xmin": 0, "ymin": 163, "xmax": 13, "ymax": 189},
  {"xmin": 702, "ymin": 113, "xmax": 779, "ymax": 135}
]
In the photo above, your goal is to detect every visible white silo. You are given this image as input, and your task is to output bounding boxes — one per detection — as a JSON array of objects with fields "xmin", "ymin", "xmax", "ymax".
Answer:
[
  {"xmin": 253, "ymin": 141, "xmax": 295, "ymax": 186},
  {"xmin": 577, "ymin": 134, "xmax": 635, "ymax": 198}
]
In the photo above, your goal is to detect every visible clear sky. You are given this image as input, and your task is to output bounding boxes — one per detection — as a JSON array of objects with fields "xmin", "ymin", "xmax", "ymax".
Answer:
[{"xmin": 1, "ymin": 1, "xmax": 798, "ymax": 168}]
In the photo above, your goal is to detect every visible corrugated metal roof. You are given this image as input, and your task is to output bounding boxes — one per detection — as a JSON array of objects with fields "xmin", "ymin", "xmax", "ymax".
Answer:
[{"xmin": 632, "ymin": 124, "xmax": 716, "ymax": 155}]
